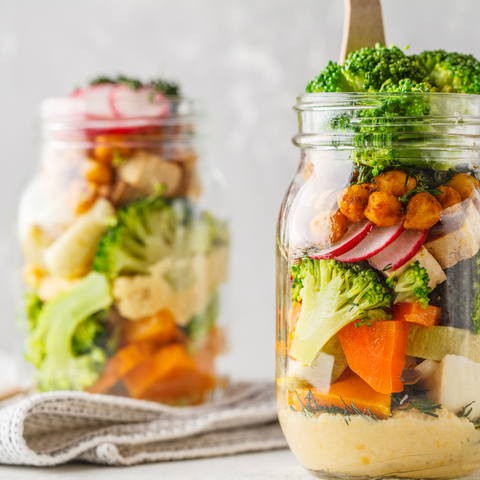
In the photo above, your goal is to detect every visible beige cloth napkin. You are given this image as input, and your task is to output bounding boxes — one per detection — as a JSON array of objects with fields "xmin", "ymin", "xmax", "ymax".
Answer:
[{"xmin": 0, "ymin": 382, "xmax": 287, "ymax": 466}]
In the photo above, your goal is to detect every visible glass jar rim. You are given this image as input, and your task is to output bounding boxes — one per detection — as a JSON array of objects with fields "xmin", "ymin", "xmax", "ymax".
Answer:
[{"xmin": 294, "ymin": 91, "xmax": 480, "ymax": 112}]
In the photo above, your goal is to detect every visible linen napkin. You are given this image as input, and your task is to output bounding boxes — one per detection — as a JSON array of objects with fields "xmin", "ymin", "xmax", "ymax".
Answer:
[{"xmin": 0, "ymin": 382, "xmax": 287, "ymax": 466}]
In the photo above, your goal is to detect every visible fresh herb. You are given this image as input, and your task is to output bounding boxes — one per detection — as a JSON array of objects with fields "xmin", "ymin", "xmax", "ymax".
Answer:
[
  {"xmin": 292, "ymin": 390, "xmax": 379, "ymax": 425},
  {"xmin": 382, "ymin": 264, "xmax": 393, "ymax": 272},
  {"xmin": 398, "ymin": 185, "xmax": 442, "ymax": 203},
  {"xmin": 391, "ymin": 384, "xmax": 442, "ymax": 417},
  {"xmin": 89, "ymin": 75, "xmax": 181, "ymax": 97},
  {"xmin": 457, "ymin": 401, "xmax": 475, "ymax": 418}
]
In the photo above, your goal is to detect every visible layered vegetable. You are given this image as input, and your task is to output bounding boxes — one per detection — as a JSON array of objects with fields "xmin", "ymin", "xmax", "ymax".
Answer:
[
  {"xmin": 20, "ymin": 77, "xmax": 228, "ymax": 404},
  {"xmin": 282, "ymin": 45, "xmax": 480, "ymax": 432}
]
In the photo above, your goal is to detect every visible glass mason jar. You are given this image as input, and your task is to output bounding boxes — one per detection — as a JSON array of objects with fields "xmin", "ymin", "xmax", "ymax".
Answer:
[
  {"xmin": 277, "ymin": 92, "xmax": 480, "ymax": 478},
  {"xmin": 18, "ymin": 83, "xmax": 229, "ymax": 405}
]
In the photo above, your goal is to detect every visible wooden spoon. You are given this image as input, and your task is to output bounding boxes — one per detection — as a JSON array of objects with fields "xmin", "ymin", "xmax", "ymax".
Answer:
[{"xmin": 339, "ymin": 0, "xmax": 386, "ymax": 64}]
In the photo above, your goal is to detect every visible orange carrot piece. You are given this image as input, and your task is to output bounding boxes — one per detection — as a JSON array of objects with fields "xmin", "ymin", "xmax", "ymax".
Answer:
[
  {"xmin": 122, "ymin": 309, "xmax": 180, "ymax": 344},
  {"xmin": 338, "ymin": 320, "xmax": 410, "ymax": 394},
  {"xmin": 87, "ymin": 341, "xmax": 156, "ymax": 394},
  {"xmin": 393, "ymin": 302, "xmax": 441, "ymax": 328},
  {"xmin": 289, "ymin": 369, "xmax": 391, "ymax": 419},
  {"xmin": 123, "ymin": 344, "xmax": 196, "ymax": 399}
]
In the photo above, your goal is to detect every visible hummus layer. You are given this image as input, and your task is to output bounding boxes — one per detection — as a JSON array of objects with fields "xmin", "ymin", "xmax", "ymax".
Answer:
[{"xmin": 279, "ymin": 405, "xmax": 480, "ymax": 479}]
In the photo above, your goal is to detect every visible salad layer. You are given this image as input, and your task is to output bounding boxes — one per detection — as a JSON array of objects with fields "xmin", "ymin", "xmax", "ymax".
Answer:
[
  {"xmin": 21, "ymin": 77, "xmax": 228, "ymax": 405},
  {"xmin": 278, "ymin": 45, "xmax": 480, "ymax": 478}
]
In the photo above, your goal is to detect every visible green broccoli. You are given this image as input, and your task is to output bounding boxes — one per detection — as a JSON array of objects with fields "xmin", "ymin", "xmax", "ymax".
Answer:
[
  {"xmin": 289, "ymin": 258, "xmax": 392, "ymax": 365},
  {"xmin": 93, "ymin": 194, "xmax": 178, "ymax": 278},
  {"xmin": 93, "ymin": 193, "xmax": 228, "ymax": 279},
  {"xmin": 388, "ymin": 261, "xmax": 431, "ymax": 308},
  {"xmin": 307, "ymin": 44, "xmax": 428, "ymax": 93},
  {"xmin": 414, "ymin": 50, "xmax": 480, "ymax": 94},
  {"xmin": 26, "ymin": 272, "xmax": 113, "ymax": 391}
]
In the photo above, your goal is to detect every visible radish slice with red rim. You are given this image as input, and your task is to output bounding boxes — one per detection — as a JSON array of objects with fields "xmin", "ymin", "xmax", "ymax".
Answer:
[
  {"xmin": 309, "ymin": 219, "xmax": 374, "ymax": 260},
  {"xmin": 368, "ymin": 229, "xmax": 429, "ymax": 273},
  {"xmin": 335, "ymin": 223, "xmax": 404, "ymax": 263}
]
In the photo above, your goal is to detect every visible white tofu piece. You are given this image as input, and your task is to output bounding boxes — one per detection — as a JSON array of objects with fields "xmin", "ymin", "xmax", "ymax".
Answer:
[
  {"xmin": 382, "ymin": 246, "xmax": 446, "ymax": 289},
  {"xmin": 424, "ymin": 200, "xmax": 480, "ymax": 269},
  {"xmin": 421, "ymin": 354, "xmax": 480, "ymax": 420},
  {"xmin": 44, "ymin": 198, "xmax": 114, "ymax": 279}
]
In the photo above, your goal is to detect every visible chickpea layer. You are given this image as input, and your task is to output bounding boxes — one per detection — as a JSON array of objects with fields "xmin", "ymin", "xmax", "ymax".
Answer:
[
  {"xmin": 436, "ymin": 186, "xmax": 462, "ymax": 212},
  {"xmin": 374, "ymin": 170, "xmax": 416, "ymax": 198},
  {"xmin": 337, "ymin": 185, "xmax": 372, "ymax": 223},
  {"xmin": 448, "ymin": 173, "xmax": 480, "ymax": 201},
  {"xmin": 364, "ymin": 192, "xmax": 404, "ymax": 227},
  {"xmin": 404, "ymin": 192, "xmax": 442, "ymax": 230},
  {"xmin": 310, "ymin": 210, "xmax": 348, "ymax": 248}
]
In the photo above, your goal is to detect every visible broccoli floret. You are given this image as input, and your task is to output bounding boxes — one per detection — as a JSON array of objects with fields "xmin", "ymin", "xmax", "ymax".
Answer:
[
  {"xmin": 308, "ymin": 44, "xmax": 428, "ymax": 93},
  {"xmin": 289, "ymin": 258, "xmax": 392, "ymax": 365},
  {"xmin": 93, "ymin": 194, "xmax": 178, "ymax": 278},
  {"xmin": 26, "ymin": 272, "xmax": 113, "ymax": 391},
  {"xmin": 388, "ymin": 261, "xmax": 431, "ymax": 308},
  {"xmin": 93, "ymin": 193, "xmax": 228, "ymax": 279},
  {"xmin": 414, "ymin": 50, "xmax": 480, "ymax": 94}
]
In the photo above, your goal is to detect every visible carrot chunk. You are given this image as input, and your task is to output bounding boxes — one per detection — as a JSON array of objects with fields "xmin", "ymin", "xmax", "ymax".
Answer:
[
  {"xmin": 87, "ymin": 341, "xmax": 156, "ymax": 394},
  {"xmin": 123, "ymin": 344, "xmax": 196, "ymax": 399},
  {"xmin": 393, "ymin": 302, "xmax": 441, "ymax": 328},
  {"xmin": 288, "ymin": 369, "xmax": 391, "ymax": 419},
  {"xmin": 338, "ymin": 320, "xmax": 410, "ymax": 394},
  {"xmin": 122, "ymin": 309, "xmax": 180, "ymax": 344}
]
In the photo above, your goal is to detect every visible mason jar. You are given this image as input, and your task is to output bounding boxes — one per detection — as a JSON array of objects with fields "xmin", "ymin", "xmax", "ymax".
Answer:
[
  {"xmin": 18, "ymin": 81, "xmax": 229, "ymax": 405},
  {"xmin": 277, "ymin": 92, "xmax": 480, "ymax": 478}
]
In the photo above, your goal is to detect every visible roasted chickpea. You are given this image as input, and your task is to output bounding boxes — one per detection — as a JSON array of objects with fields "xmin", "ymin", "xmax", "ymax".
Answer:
[
  {"xmin": 93, "ymin": 135, "xmax": 132, "ymax": 164},
  {"xmin": 364, "ymin": 192, "xmax": 404, "ymax": 227},
  {"xmin": 310, "ymin": 210, "xmax": 348, "ymax": 247},
  {"xmin": 404, "ymin": 193, "xmax": 442, "ymax": 230},
  {"xmin": 436, "ymin": 186, "xmax": 462, "ymax": 212},
  {"xmin": 374, "ymin": 170, "xmax": 416, "ymax": 197},
  {"xmin": 337, "ymin": 185, "xmax": 371, "ymax": 222},
  {"xmin": 448, "ymin": 173, "xmax": 480, "ymax": 201},
  {"xmin": 83, "ymin": 159, "xmax": 113, "ymax": 185}
]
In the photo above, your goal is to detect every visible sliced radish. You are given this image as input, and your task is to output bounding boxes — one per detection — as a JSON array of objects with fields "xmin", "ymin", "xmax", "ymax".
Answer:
[
  {"xmin": 368, "ymin": 229, "xmax": 428, "ymax": 273},
  {"xmin": 335, "ymin": 223, "xmax": 404, "ymax": 263},
  {"xmin": 309, "ymin": 219, "xmax": 374, "ymax": 260},
  {"xmin": 111, "ymin": 85, "xmax": 170, "ymax": 118}
]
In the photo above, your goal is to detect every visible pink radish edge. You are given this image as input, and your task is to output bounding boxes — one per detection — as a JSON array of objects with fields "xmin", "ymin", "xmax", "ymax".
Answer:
[
  {"xmin": 368, "ymin": 229, "xmax": 428, "ymax": 273},
  {"xmin": 335, "ymin": 223, "xmax": 404, "ymax": 263},
  {"xmin": 309, "ymin": 220, "xmax": 374, "ymax": 260}
]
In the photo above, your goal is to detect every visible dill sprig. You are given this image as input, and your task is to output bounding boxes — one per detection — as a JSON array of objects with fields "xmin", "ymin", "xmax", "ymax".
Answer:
[
  {"xmin": 89, "ymin": 75, "xmax": 181, "ymax": 97},
  {"xmin": 391, "ymin": 384, "xmax": 442, "ymax": 417},
  {"xmin": 291, "ymin": 390, "xmax": 379, "ymax": 425},
  {"xmin": 457, "ymin": 401, "xmax": 475, "ymax": 418},
  {"xmin": 398, "ymin": 185, "xmax": 442, "ymax": 203}
]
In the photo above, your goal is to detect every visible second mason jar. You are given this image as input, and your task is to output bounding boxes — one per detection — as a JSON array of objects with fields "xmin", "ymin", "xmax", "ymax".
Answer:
[
  {"xmin": 19, "ymin": 79, "xmax": 229, "ymax": 405},
  {"xmin": 277, "ymin": 92, "xmax": 480, "ymax": 478}
]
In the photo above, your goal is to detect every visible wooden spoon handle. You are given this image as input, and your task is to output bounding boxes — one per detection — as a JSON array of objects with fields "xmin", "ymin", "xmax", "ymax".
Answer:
[{"xmin": 339, "ymin": 0, "xmax": 386, "ymax": 64}]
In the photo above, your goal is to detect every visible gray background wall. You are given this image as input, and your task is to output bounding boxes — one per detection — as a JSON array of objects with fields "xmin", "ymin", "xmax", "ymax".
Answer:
[{"xmin": 1, "ymin": 0, "xmax": 479, "ymax": 380}]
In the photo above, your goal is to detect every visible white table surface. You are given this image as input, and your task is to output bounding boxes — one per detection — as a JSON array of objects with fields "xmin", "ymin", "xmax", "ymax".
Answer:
[
  {"xmin": 2, "ymin": 449, "xmax": 480, "ymax": 480},
  {"xmin": 0, "ymin": 449, "xmax": 316, "ymax": 480}
]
